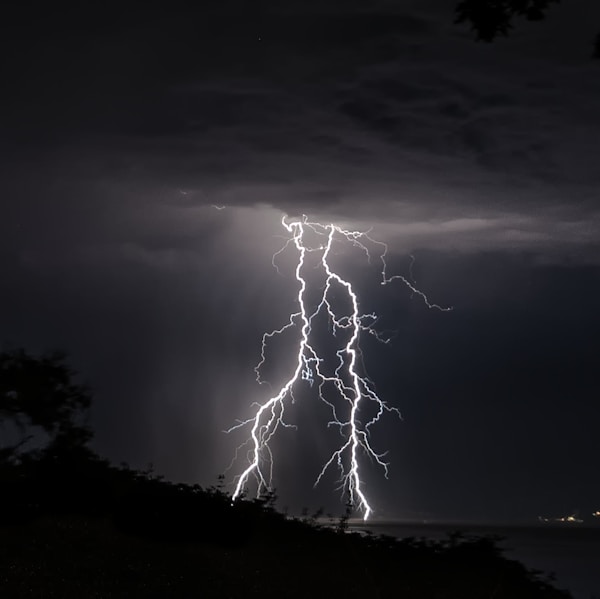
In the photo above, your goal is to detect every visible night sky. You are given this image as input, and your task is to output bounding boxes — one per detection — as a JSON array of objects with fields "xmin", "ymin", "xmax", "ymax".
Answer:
[{"xmin": 1, "ymin": 0, "xmax": 599, "ymax": 523}]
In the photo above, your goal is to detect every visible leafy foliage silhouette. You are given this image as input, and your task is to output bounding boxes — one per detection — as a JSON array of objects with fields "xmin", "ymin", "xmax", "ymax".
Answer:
[
  {"xmin": 455, "ymin": 0, "xmax": 600, "ymax": 59},
  {"xmin": 594, "ymin": 32, "xmax": 600, "ymax": 59},
  {"xmin": 0, "ymin": 349, "xmax": 92, "ymax": 462},
  {"xmin": 455, "ymin": 0, "xmax": 561, "ymax": 41}
]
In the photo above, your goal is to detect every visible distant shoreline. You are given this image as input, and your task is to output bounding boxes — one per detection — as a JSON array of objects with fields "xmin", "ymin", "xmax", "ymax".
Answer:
[{"xmin": 315, "ymin": 516, "xmax": 600, "ymax": 531}]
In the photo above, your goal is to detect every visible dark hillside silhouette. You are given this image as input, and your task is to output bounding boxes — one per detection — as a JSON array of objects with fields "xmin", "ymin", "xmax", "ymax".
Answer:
[{"xmin": 0, "ymin": 348, "xmax": 574, "ymax": 597}]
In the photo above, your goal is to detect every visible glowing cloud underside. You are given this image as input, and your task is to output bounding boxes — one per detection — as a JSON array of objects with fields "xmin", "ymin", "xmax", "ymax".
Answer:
[{"xmin": 227, "ymin": 216, "xmax": 449, "ymax": 520}]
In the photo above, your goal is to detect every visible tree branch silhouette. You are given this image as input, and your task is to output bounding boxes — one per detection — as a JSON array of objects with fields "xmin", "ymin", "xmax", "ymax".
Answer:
[{"xmin": 0, "ymin": 349, "xmax": 93, "ymax": 462}]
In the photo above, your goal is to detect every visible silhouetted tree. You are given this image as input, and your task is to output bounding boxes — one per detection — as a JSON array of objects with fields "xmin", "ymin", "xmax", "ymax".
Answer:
[
  {"xmin": 455, "ymin": 0, "xmax": 600, "ymax": 60},
  {"xmin": 455, "ymin": 0, "xmax": 560, "ymax": 41},
  {"xmin": 0, "ymin": 349, "xmax": 92, "ymax": 463},
  {"xmin": 594, "ymin": 32, "xmax": 600, "ymax": 59}
]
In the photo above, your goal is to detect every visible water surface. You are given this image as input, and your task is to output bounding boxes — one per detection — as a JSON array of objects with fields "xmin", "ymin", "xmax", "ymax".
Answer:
[{"xmin": 348, "ymin": 521, "xmax": 600, "ymax": 599}]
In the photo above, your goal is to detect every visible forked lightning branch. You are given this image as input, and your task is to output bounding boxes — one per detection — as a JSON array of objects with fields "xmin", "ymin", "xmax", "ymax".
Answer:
[{"xmin": 227, "ymin": 215, "xmax": 449, "ymax": 520}]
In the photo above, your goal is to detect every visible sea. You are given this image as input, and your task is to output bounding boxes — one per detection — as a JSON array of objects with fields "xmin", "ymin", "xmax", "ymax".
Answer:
[{"xmin": 347, "ymin": 521, "xmax": 600, "ymax": 599}]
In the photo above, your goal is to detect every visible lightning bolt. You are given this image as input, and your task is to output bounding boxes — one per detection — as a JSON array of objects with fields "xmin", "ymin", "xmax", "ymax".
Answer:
[{"xmin": 227, "ymin": 215, "xmax": 450, "ymax": 520}]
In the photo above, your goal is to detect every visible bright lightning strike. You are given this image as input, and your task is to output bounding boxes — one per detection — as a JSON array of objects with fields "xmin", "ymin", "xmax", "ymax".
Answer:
[{"xmin": 228, "ymin": 215, "xmax": 450, "ymax": 520}]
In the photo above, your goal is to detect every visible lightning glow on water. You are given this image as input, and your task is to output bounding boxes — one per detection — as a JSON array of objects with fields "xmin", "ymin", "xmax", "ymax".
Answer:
[{"xmin": 227, "ymin": 215, "xmax": 449, "ymax": 520}]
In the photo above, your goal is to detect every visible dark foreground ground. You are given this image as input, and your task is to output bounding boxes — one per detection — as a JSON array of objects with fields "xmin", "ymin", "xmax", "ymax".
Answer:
[
  {"xmin": 1, "ymin": 516, "xmax": 574, "ymax": 598},
  {"xmin": 0, "ymin": 457, "xmax": 573, "ymax": 598}
]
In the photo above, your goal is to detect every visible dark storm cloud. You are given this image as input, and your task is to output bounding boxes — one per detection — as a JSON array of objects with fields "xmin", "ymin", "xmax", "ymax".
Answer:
[
  {"xmin": 3, "ymin": 1, "xmax": 599, "ymax": 258},
  {"xmin": 1, "ymin": 1, "xmax": 599, "ymax": 519}
]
